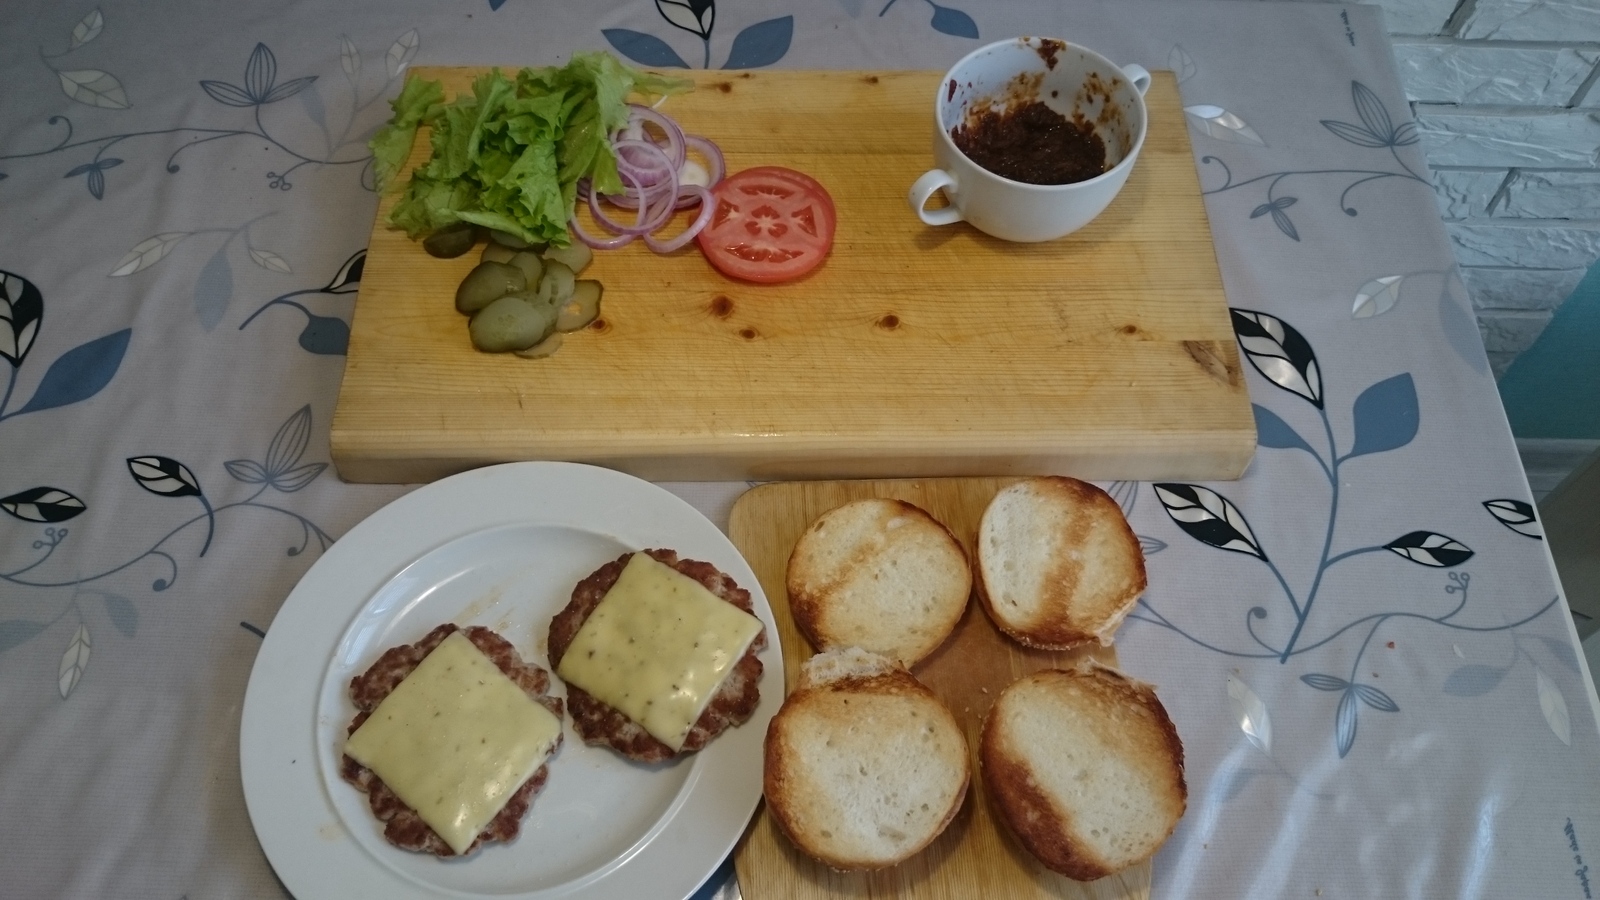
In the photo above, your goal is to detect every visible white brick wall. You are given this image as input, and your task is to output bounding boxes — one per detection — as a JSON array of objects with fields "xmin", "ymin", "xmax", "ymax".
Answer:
[{"xmin": 1366, "ymin": 0, "xmax": 1600, "ymax": 377}]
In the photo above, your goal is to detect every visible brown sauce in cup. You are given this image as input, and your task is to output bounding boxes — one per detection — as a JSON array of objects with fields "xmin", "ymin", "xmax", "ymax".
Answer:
[{"xmin": 951, "ymin": 101, "xmax": 1107, "ymax": 186}]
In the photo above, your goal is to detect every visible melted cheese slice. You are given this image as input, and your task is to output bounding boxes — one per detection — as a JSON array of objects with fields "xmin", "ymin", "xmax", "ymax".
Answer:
[
  {"xmin": 557, "ymin": 553, "xmax": 763, "ymax": 751},
  {"xmin": 344, "ymin": 630, "xmax": 562, "ymax": 855}
]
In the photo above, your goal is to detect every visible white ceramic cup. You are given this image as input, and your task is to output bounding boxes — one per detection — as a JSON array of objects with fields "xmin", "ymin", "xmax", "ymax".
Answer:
[{"xmin": 908, "ymin": 37, "xmax": 1151, "ymax": 242}]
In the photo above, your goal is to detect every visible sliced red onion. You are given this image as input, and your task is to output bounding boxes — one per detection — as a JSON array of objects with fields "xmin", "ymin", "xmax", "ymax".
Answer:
[
  {"xmin": 570, "ymin": 213, "xmax": 636, "ymax": 250},
  {"xmin": 589, "ymin": 175, "xmax": 675, "ymax": 235},
  {"xmin": 626, "ymin": 104, "xmax": 686, "ymax": 170},
  {"xmin": 684, "ymin": 135, "xmax": 725, "ymax": 186},
  {"xmin": 612, "ymin": 138, "xmax": 675, "ymax": 189},
  {"xmin": 644, "ymin": 185, "xmax": 715, "ymax": 253},
  {"xmin": 574, "ymin": 106, "xmax": 726, "ymax": 254}
]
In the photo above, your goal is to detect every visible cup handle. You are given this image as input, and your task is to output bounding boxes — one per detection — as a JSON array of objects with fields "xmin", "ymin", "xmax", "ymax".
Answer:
[
  {"xmin": 1122, "ymin": 63, "xmax": 1151, "ymax": 96},
  {"xmin": 909, "ymin": 169, "xmax": 963, "ymax": 226}
]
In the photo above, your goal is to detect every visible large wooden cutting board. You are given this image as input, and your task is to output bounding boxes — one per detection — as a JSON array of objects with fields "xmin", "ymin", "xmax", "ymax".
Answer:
[
  {"xmin": 728, "ymin": 478, "xmax": 1150, "ymax": 900},
  {"xmin": 332, "ymin": 68, "xmax": 1252, "ymax": 484}
]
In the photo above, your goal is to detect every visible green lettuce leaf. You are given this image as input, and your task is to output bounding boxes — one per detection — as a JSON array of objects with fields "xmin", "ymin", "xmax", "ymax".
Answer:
[
  {"xmin": 377, "ymin": 52, "xmax": 691, "ymax": 246},
  {"xmin": 368, "ymin": 77, "xmax": 445, "ymax": 192}
]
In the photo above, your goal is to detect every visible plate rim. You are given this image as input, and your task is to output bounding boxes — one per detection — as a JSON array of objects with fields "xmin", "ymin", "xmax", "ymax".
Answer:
[{"xmin": 239, "ymin": 461, "xmax": 780, "ymax": 900}]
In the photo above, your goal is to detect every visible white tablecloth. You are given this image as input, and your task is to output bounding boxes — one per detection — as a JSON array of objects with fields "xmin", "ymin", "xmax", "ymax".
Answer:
[{"xmin": 2, "ymin": 0, "xmax": 1596, "ymax": 897}]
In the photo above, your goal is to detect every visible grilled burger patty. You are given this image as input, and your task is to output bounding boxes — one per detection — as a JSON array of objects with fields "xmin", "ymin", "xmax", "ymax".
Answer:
[
  {"xmin": 340, "ymin": 623, "xmax": 564, "ymax": 857},
  {"xmin": 548, "ymin": 549, "xmax": 767, "ymax": 763}
]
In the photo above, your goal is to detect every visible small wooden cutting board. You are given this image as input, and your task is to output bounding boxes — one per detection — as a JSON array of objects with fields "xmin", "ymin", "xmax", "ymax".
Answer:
[
  {"xmin": 728, "ymin": 478, "xmax": 1152, "ymax": 900},
  {"xmin": 332, "ymin": 68, "xmax": 1252, "ymax": 484}
]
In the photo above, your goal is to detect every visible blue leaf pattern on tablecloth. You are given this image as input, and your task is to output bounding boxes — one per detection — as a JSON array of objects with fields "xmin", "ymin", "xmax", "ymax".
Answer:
[
  {"xmin": 724, "ymin": 16, "xmax": 792, "ymax": 69},
  {"xmin": 101, "ymin": 594, "xmax": 138, "ymax": 637},
  {"xmin": 200, "ymin": 80, "xmax": 257, "ymax": 107},
  {"xmin": 929, "ymin": 4, "xmax": 978, "ymax": 38},
  {"xmin": 1536, "ymin": 636, "xmax": 1580, "ymax": 673},
  {"xmin": 195, "ymin": 246, "xmax": 234, "ymax": 331},
  {"xmin": 1200, "ymin": 80, "xmax": 1426, "ymax": 242},
  {"xmin": 1443, "ymin": 664, "xmax": 1506, "ymax": 697},
  {"xmin": 299, "ymin": 81, "xmax": 327, "ymax": 128},
  {"xmin": 1301, "ymin": 673, "xmax": 1349, "ymax": 692},
  {"xmin": 1130, "ymin": 308, "xmax": 1563, "ymax": 760},
  {"xmin": 1253, "ymin": 404, "xmax": 1314, "ymax": 454},
  {"xmin": 299, "ymin": 315, "xmax": 350, "ymax": 354},
  {"xmin": 64, "ymin": 159, "xmax": 121, "ymax": 200},
  {"xmin": 1352, "ymin": 684, "xmax": 1398, "ymax": 712},
  {"xmin": 1346, "ymin": 373, "xmax": 1417, "ymax": 459},
  {"xmin": 226, "ymin": 406, "xmax": 331, "ymax": 491},
  {"xmin": 1335, "ymin": 689, "xmax": 1359, "ymax": 757},
  {"xmin": 604, "ymin": 29, "xmax": 691, "ymax": 68},
  {"xmin": 10, "ymin": 329, "xmax": 131, "ymax": 418},
  {"xmin": 0, "ymin": 621, "xmax": 48, "ymax": 654}
]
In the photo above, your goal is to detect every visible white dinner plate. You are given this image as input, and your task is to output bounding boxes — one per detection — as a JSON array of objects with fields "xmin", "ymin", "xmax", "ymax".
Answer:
[{"xmin": 240, "ymin": 461, "xmax": 781, "ymax": 900}]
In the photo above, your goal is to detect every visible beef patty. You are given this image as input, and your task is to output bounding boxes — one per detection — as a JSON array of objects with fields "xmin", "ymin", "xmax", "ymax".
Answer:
[
  {"xmin": 548, "ymin": 549, "xmax": 766, "ymax": 763},
  {"xmin": 340, "ymin": 623, "xmax": 564, "ymax": 857}
]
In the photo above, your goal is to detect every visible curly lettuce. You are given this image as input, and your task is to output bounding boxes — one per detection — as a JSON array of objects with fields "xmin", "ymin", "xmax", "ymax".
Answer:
[{"xmin": 369, "ymin": 51, "xmax": 690, "ymax": 246}]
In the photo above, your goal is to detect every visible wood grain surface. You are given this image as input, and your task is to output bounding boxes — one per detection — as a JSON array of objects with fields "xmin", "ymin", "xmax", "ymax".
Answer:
[
  {"xmin": 332, "ymin": 68, "xmax": 1252, "ymax": 484},
  {"xmin": 728, "ymin": 478, "xmax": 1151, "ymax": 900}
]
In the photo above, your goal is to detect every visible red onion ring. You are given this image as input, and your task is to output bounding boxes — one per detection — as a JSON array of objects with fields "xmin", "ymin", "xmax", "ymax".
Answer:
[
  {"xmin": 589, "ymin": 172, "xmax": 676, "ymax": 235},
  {"xmin": 569, "ymin": 212, "xmax": 636, "ymax": 250},
  {"xmin": 611, "ymin": 138, "xmax": 676, "ymax": 190},
  {"xmin": 624, "ymin": 104, "xmax": 686, "ymax": 171},
  {"xmin": 683, "ymin": 135, "xmax": 725, "ymax": 188},
  {"xmin": 645, "ymin": 185, "xmax": 715, "ymax": 253},
  {"xmin": 573, "ymin": 106, "xmax": 726, "ymax": 254}
]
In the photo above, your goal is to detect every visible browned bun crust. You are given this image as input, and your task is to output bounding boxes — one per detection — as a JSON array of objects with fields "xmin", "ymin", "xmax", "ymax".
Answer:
[
  {"xmin": 547, "ymin": 549, "xmax": 767, "ymax": 763},
  {"xmin": 763, "ymin": 649, "xmax": 969, "ymax": 870},
  {"xmin": 980, "ymin": 664, "xmax": 1185, "ymax": 880},
  {"xmin": 785, "ymin": 497, "xmax": 971, "ymax": 667},
  {"xmin": 974, "ymin": 477, "xmax": 1147, "ymax": 650},
  {"xmin": 340, "ymin": 623, "xmax": 564, "ymax": 857}
]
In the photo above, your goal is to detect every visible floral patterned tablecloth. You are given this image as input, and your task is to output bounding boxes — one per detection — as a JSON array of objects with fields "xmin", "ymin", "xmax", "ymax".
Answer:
[{"xmin": 3, "ymin": 0, "xmax": 1597, "ymax": 898}]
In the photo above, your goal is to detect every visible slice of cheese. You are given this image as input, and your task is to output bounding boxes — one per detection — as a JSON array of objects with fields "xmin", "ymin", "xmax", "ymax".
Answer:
[
  {"xmin": 557, "ymin": 552, "xmax": 763, "ymax": 751},
  {"xmin": 344, "ymin": 630, "xmax": 562, "ymax": 855}
]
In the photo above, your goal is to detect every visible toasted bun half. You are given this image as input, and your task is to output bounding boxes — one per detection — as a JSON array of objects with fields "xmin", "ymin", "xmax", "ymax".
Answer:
[
  {"xmin": 764, "ymin": 648, "xmax": 970, "ymax": 870},
  {"xmin": 980, "ymin": 663, "xmax": 1186, "ymax": 880},
  {"xmin": 786, "ymin": 498, "xmax": 970, "ymax": 667},
  {"xmin": 975, "ymin": 477, "xmax": 1146, "ymax": 649}
]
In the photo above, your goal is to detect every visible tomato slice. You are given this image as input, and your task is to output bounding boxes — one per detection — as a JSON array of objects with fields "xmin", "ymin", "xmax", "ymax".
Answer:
[{"xmin": 696, "ymin": 166, "xmax": 836, "ymax": 283}]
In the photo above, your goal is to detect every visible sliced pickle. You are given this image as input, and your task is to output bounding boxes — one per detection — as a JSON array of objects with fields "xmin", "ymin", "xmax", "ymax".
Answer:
[
  {"xmin": 557, "ymin": 281, "xmax": 603, "ymax": 332},
  {"xmin": 513, "ymin": 331, "xmax": 564, "ymax": 359},
  {"xmin": 487, "ymin": 229, "xmax": 534, "ymax": 250},
  {"xmin": 469, "ymin": 293, "xmax": 557, "ymax": 352},
  {"xmin": 422, "ymin": 223, "xmax": 479, "ymax": 259},
  {"xmin": 542, "ymin": 241, "xmax": 593, "ymax": 274},
  {"xmin": 480, "ymin": 242, "xmax": 518, "ymax": 265},
  {"xmin": 508, "ymin": 251, "xmax": 544, "ymax": 287},
  {"xmin": 540, "ymin": 261, "xmax": 576, "ymax": 306},
  {"xmin": 455, "ymin": 262, "xmax": 527, "ymax": 315}
]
